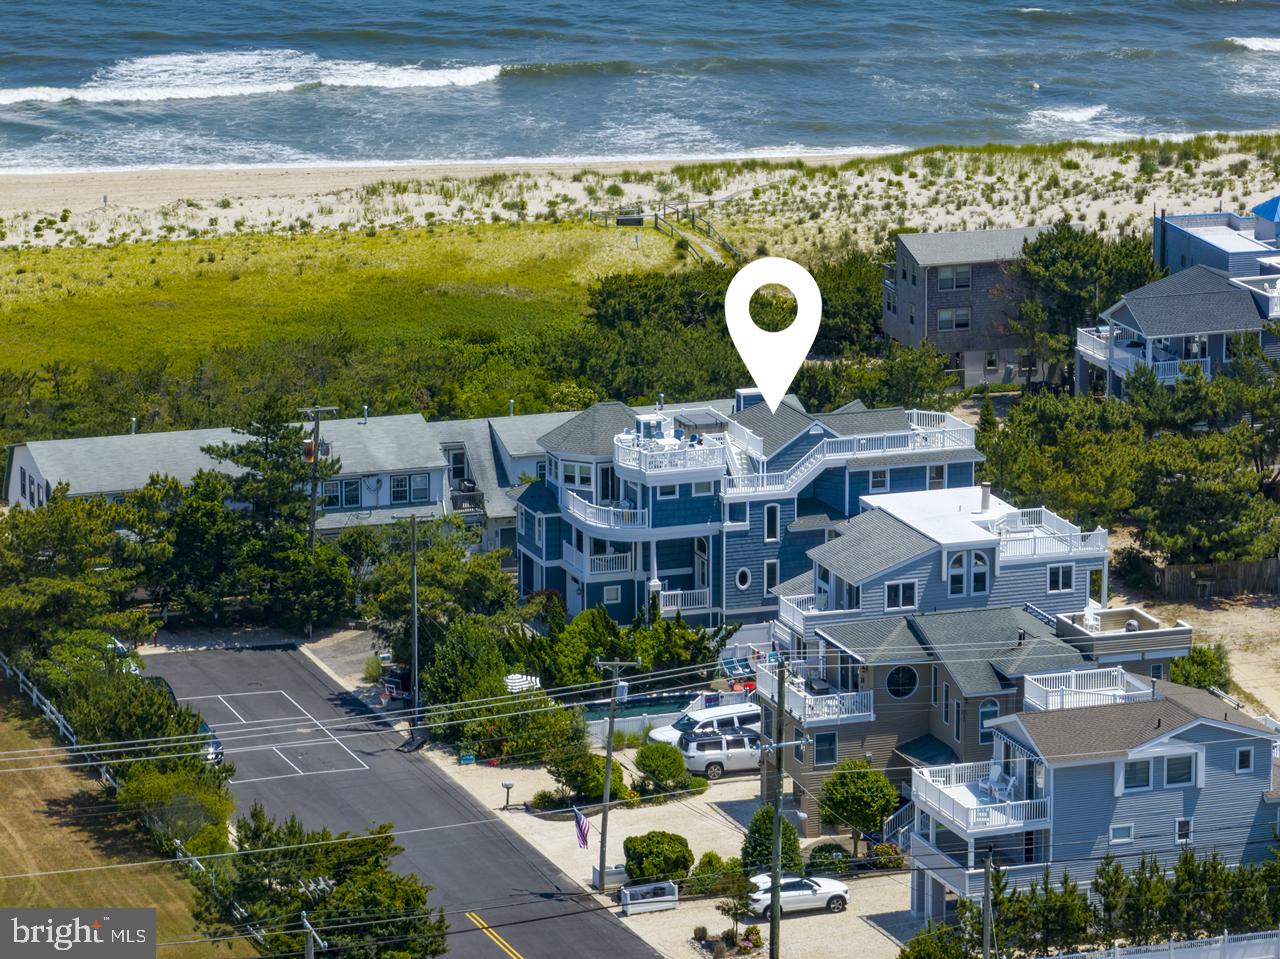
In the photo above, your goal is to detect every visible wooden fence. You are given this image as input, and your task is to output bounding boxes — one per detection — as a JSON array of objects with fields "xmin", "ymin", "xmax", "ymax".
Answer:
[{"xmin": 1151, "ymin": 558, "xmax": 1280, "ymax": 601}]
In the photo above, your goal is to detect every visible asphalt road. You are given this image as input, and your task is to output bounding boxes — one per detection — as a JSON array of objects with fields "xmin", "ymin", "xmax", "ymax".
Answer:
[{"xmin": 152, "ymin": 647, "xmax": 660, "ymax": 959}]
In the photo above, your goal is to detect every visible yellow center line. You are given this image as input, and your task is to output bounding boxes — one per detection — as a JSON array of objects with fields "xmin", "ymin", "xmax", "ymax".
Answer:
[{"xmin": 464, "ymin": 910, "xmax": 526, "ymax": 959}]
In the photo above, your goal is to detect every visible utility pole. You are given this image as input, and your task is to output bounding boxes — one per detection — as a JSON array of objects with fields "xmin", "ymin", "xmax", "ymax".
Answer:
[
  {"xmin": 410, "ymin": 513, "xmax": 420, "ymax": 735},
  {"xmin": 298, "ymin": 405, "xmax": 338, "ymax": 553},
  {"xmin": 769, "ymin": 655, "xmax": 787, "ymax": 959},
  {"xmin": 983, "ymin": 851, "xmax": 993, "ymax": 959},
  {"xmin": 596, "ymin": 657, "xmax": 641, "ymax": 891},
  {"xmin": 301, "ymin": 910, "xmax": 326, "ymax": 959}
]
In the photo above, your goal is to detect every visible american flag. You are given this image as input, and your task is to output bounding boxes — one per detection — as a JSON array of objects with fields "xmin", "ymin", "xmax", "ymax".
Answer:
[{"xmin": 573, "ymin": 806, "xmax": 590, "ymax": 849}]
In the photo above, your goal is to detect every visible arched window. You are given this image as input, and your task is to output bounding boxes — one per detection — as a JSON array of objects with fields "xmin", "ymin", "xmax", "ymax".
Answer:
[
  {"xmin": 949, "ymin": 553, "xmax": 966, "ymax": 596},
  {"xmin": 979, "ymin": 698, "xmax": 999, "ymax": 745},
  {"xmin": 885, "ymin": 666, "xmax": 918, "ymax": 700},
  {"xmin": 971, "ymin": 553, "xmax": 989, "ymax": 594}
]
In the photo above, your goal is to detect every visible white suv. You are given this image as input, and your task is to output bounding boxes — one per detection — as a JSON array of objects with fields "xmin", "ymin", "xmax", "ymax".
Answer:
[
  {"xmin": 649, "ymin": 702, "xmax": 761, "ymax": 746},
  {"xmin": 749, "ymin": 874, "xmax": 849, "ymax": 917},
  {"xmin": 678, "ymin": 731, "xmax": 760, "ymax": 780}
]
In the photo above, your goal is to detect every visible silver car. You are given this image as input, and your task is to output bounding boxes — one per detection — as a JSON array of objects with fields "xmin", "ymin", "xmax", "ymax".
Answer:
[
  {"xmin": 678, "ymin": 731, "xmax": 761, "ymax": 780},
  {"xmin": 749, "ymin": 874, "xmax": 849, "ymax": 917}
]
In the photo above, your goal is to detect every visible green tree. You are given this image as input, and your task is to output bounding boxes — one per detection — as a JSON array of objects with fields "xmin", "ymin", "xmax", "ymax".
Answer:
[
  {"xmin": 634, "ymin": 741, "xmax": 689, "ymax": 792},
  {"xmin": 1121, "ymin": 855, "xmax": 1168, "ymax": 945},
  {"xmin": 1169, "ymin": 644, "xmax": 1232, "ymax": 692},
  {"xmin": 740, "ymin": 803, "xmax": 802, "ymax": 874},
  {"xmin": 1091, "ymin": 853, "xmax": 1129, "ymax": 946},
  {"xmin": 976, "ymin": 388, "xmax": 998, "ymax": 453},
  {"xmin": 622, "ymin": 830, "xmax": 694, "ymax": 882},
  {"xmin": 896, "ymin": 923, "xmax": 963, "ymax": 959},
  {"xmin": 818, "ymin": 759, "xmax": 898, "ymax": 840}
]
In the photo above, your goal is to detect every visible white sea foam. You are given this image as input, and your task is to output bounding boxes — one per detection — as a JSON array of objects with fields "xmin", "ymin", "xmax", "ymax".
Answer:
[
  {"xmin": 1018, "ymin": 103, "xmax": 1153, "ymax": 141},
  {"xmin": 0, "ymin": 49, "xmax": 502, "ymax": 105},
  {"xmin": 1029, "ymin": 104, "xmax": 1106, "ymax": 124},
  {"xmin": 1225, "ymin": 37, "xmax": 1280, "ymax": 53}
]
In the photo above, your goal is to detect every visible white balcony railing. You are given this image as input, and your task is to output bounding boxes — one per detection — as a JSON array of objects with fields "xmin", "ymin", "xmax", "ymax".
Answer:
[
  {"xmin": 910, "ymin": 834, "xmax": 1052, "ymax": 899},
  {"xmin": 1077, "ymin": 328, "xmax": 1214, "ymax": 384},
  {"xmin": 560, "ymin": 488, "xmax": 649, "ymax": 530},
  {"xmin": 721, "ymin": 412, "xmax": 975, "ymax": 497},
  {"xmin": 755, "ymin": 662, "xmax": 874, "ymax": 725},
  {"xmin": 613, "ymin": 433, "xmax": 725, "ymax": 473},
  {"xmin": 912, "ymin": 763, "xmax": 1050, "ymax": 835},
  {"xmin": 562, "ymin": 544, "xmax": 634, "ymax": 577},
  {"xmin": 989, "ymin": 507, "xmax": 1108, "ymax": 559},
  {"xmin": 776, "ymin": 593, "xmax": 859, "ymax": 636},
  {"xmin": 659, "ymin": 588, "xmax": 710, "ymax": 614},
  {"xmin": 1024, "ymin": 666, "xmax": 1155, "ymax": 712}
]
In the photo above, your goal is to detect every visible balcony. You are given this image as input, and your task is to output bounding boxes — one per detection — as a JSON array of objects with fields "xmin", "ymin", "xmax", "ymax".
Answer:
[
  {"xmin": 1024, "ymin": 666, "xmax": 1156, "ymax": 712},
  {"xmin": 450, "ymin": 489, "xmax": 485, "ymax": 513},
  {"xmin": 911, "ymin": 833, "xmax": 1051, "ymax": 899},
  {"xmin": 755, "ymin": 662, "xmax": 874, "ymax": 725},
  {"xmin": 659, "ymin": 588, "xmax": 710, "ymax": 615},
  {"xmin": 1077, "ymin": 327, "xmax": 1214, "ymax": 384},
  {"xmin": 721, "ymin": 411, "xmax": 975, "ymax": 497},
  {"xmin": 562, "ymin": 543, "xmax": 634, "ymax": 577},
  {"xmin": 613, "ymin": 431, "xmax": 725, "ymax": 474},
  {"xmin": 985, "ymin": 507, "xmax": 1107, "ymax": 560},
  {"xmin": 776, "ymin": 593, "xmax": 857, "ymax": 636},
  {"xmin": 912, "ymin": 762, "xmax": 1050, "ymax": 837},
  {"xmin": 560, "ymin": 488, "xmax": 649, "ymax": 530}
]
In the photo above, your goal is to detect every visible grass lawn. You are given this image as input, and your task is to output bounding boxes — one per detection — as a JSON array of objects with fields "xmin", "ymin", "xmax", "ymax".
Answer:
[
  {"xmin": 0, "ymin": 221, "xmax": 678, "ymax": 371},
  {"xmin": 0, "ymin": 686, "xmax": 257, "ymax": 959}
]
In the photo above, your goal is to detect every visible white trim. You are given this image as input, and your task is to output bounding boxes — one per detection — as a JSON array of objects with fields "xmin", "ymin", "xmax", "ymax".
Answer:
[
  {"xmin": 692, "ymin": 480, "xmax": 714, "ymax": 496},
  {"xmin": 1118, "ymin": 758, "xmax": 1152, "ymax": 794},
  {"xmin": 1175, "ymin": 816, "xmax": 1193, "ymax": 845},
  {"xmin": 1109, "ymin": 823, "xmax": 1135, "ymax": 845},
  {"xmin": 764, "ymin": 503, "xmax": 780, "ymax": 543},
  {"xmin": 763, "ymin": 559, "xmax": 779, "ymax": 595},
  {"xmin": 735, "ymin": 567, "xmax": 752, "ymax": 591},
  {"xmin": 1047, "ymin": 562, "xmax": 1075, "ymax": 594},
  {"xmin": 885, "ymin": 665, "xmax": 919, "ymax": 701},
  {"xmin": 603, "ymin": 585, "xmax": 622, "ymax": 605},
  {"xmin": 1164, "ymin": 753, "xmax": 1196, "ymax": 788},
  {"xmin": 885, "ymin": 579, "xmax": 918, "ymax": 611},
  {"xmin": 1237, "ymin": 745, "xmax": 1255, "ymax": 774},
  {"xmin": 656, "ymin": 483, "xmax": 679, "ymax": 500},
  {"xmin": 869, "ymin": 468, "xmax": 889, "ymax": 492}
]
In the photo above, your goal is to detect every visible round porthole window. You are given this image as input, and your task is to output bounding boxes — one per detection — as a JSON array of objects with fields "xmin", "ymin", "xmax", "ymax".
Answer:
[
  {"xmin": 736, "ymin": 567, "xmax": 752, "ymax": 590},
  {"xmin": 886, "ymin": 665, "xmax": 918, "ymax": 700}
]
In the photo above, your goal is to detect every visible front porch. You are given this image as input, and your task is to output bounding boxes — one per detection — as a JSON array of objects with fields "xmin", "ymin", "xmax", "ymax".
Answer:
[{"xmin": 1076, "ymin": 325, "xmax": 1216, "ymax": 389}]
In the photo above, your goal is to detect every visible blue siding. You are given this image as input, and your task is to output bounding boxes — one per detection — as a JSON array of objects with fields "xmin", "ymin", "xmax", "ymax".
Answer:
[
  {"xmin": 807, "ymin": 467, "xmax": 845, "ymax": 512},
  {"xmin": 947, "ymin": 462, "xmax": 975, "ymax": 487},
  {"xmin": 584, "ymin": 579, "xmax": 638, "ymax": 621},
  {"xmin": 647, "ymin": 484, "xmax": 721, "ymax": 528},
  {"xmin": 1049, "ymin": 727, "xmax": 1276, "ymax": 875},
  {"xmin": 722, "ymin": 499, "xmax": 796, "ymax": 612},
  {"xmin": 891, "ymin": 466, "xmax": 927, "ymax": 493}
]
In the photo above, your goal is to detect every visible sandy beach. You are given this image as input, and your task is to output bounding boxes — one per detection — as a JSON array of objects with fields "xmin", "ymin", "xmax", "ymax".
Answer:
[{"xmin": 2, "ymin": 138, "xmax": 1278, "ymax": 257}]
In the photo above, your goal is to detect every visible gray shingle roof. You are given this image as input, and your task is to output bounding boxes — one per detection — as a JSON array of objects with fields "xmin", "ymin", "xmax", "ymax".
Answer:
[
  {"xmin": 515, "ymin": 479, "xmax": 560, "ymax": 514},
  {"xmin": 771, "ymin": 571, "xmax": 813, "ymax": 598},
  {"xmin": 815, "ymin": 408, "xmax": 912, "ymax": 437},
  {"xmin": 831, "ymin": 399, "xmax": 868, "ymax": 414},
  {"xmin": 911, "ymin": 607, "xmax": 1066, "ymax": 697},
  {"xmin": 1012, "ymin": 681, "xmax": 1274, "ymax": 764},
  {"xmin": 730, "ymin": 399, "xmax": 816, "ymax": 458},
  {"xmin": 1115, "ymin": 265, "xmax": 1265, "ymax": 337},
  {"xmin": 808, "ymin": 510, "xmax": 936, "ymax": 583},
  {"xmin": 15, "ymin": 413, "xmax": 439, "ymax": 499},
  {"xmin": 816, "ymin": 618, "xmax": 930, "ymax": 665},
  {"xmin": 489, "ymin": 411, "xmax": 578, "ymax": 459},
  {"xmin": 899, "ymin": 225, "xmax": 1055, "ymax": 267},
  {"xmin": 537, "ymin": 401, "xmax": 637, "ymax": 457},
  {"xmin": 788, "ymin": 499, "xmax": 845, "ymax": 532},
  {"xmin": 862, "ymin": 446, "xmax": 985, "ymax": 469},
  {"xmin": 421, "ymin": 416, "xmax": 514, "ymax": 519}
]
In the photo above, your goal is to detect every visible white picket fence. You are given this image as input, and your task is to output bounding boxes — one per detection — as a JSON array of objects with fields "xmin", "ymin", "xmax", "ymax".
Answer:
[
  {"xmin": 1054, "ymin": 929, "xmax": 1280, "ymax": 959},
  {"xmin": 0, "ymin": 649, "xmax": 117, "ymax": 788}
]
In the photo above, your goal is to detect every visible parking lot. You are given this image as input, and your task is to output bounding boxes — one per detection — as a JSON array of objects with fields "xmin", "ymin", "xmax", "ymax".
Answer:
[
  {"xmin": 153, "ymin": 647, "xmax": 659, "ymax": 959},
  {"xmin": 177, "ymin": 689, "xmax": 369, "ymax": 785}
]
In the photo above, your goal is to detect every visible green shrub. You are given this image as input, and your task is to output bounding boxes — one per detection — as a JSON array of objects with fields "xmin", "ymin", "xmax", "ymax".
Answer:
[
  {"xmin": 741, "ymin": 803, "xmax": 802, "ymax": 874},
  {"xmin": 684, "ymin": 775, "xmax": 709, "ymax": 796},
  {"xmin": 685, "ymin": 851, "xmax": 727, "ymax": 896},
  {"xmin": 693, "ymin": 925, "xmax": 708, "ymax": 942},
  {"xmin": 807, "ymin": 842, "xmax": 854, "ymax": 876},
  {"xmin": 1170, "ymin": 644, "xmax": 1232, "ymax": 692},
  {"xmin": 871, "ymin": 841, "xmax": 904, "ymax": 870},
  {"xmin": 362, "ymin": 655, "xmax": 384, "ymax": 684},
  {"xmin": 547, "ymin": 743, "xmax": 626, "ymax": 801},
  {"xmin": 635, "ymin": 741, "xmax": 687, "ymax": 790},
  {"xmin": 530, "ymin": 789, "xmax": 567, "ymax": 811},
  {"xmin": 622, "ymin": 830, "xmax": 694, "ymax": 882}
]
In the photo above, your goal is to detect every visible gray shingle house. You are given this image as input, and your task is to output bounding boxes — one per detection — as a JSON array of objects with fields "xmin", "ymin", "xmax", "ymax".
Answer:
[
  {"xmin": 1076, "ymin": 264, "xmax": 1280, "ymax": 394},
  {"xmin": 883, "ymin": 226, "xmax": 1056, "ymax": 386}
]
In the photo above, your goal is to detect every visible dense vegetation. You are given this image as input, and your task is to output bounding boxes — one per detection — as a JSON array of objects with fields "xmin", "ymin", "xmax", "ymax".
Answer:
[{"xmin": 900, "ymin": 850, "xmax": 1280, "ymax": 958}]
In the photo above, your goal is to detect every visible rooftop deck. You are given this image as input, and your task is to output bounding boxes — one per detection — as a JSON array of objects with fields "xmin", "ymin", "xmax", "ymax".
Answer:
[
  {"xmin": 755, "ymin": 661, "xmax": 874, "ymax": 725},
  {"xmin": 1023, "ymin": 666, "xmax": 1156, "ymax": 712}
]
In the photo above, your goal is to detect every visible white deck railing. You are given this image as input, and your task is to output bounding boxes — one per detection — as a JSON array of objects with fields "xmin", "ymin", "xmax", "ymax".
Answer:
[
  {"xmin": 775, "ymin": 593, "xmax": 858, "ymax": 635},
  {"xmin": 562, "ymin": 544, "xmax": 634, "ymax": 576},
  {"xmin": 659, "ymin": 588, "xmax": 710, "ymax": 614},
  {"xmin": 1024, "ymin": 667, "xmax": 1155, "ymax": 712},
  {"xmin": 990, "ymin": 506, "xmax": 1108, "ymax": 559},
  {"xmin": 912, "ymin": 763, "xmax": 1050, "ymax": 834},
  {"xmin": 560, "ymin": 488, "xmax": 649, "ymax": 529},
  {"xmin": 613, "ymin": 433, "xmax": 725, "ymax": 472},
  {"xmin": 721, "ymin": 412, "xmax": 975, "ymax": 496},
  {"xmin": 755, "ymin": 662, "xmax": 874, "ymax": 724}
]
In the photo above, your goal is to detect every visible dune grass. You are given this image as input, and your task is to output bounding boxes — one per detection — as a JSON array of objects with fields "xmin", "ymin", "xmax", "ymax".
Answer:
[
  {"xmin": 0, "ymin": 687, "xmax": 256, "ymax": 959},
  {"xmin": 0, "ymin": 221, "xmax": 677, "ymax": 371}
]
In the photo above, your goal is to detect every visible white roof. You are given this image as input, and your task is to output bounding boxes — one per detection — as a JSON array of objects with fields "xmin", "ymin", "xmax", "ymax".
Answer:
[
  {"xmin": 859, "ymin": 486, "xmax": 1010, "ymax": 547},
  {"xmin": 1187, "ymin": 225, "xmax": 1271, "ymax": 253}
]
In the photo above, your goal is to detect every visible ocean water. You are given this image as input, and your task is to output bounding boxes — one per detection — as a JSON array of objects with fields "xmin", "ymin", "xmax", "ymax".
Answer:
[{"xmin": 0, "ymin": 0, "xmax": 1278, "ymax": 171}]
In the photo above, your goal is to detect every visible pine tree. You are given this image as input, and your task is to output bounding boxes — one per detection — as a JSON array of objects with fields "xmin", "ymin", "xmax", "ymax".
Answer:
[
  {"xmin": 740, "ymin": 803, "xmax": 802, "ymax": 874},
  {"xmin": 1122, "ymin": 855, "xmax": 1169, "ymax": 945},
  {"xmin": 976, "ymin": 387, "xmax": 998, "ymax": 452},
  {"xmin": 1091, "ymin": 854, "xmax": 1129, "ymax": 946}
]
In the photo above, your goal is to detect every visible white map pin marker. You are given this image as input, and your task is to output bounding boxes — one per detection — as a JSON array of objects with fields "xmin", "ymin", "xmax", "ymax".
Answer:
[{"xmin": 725, "ymin": 256, "xmax": 821, "ymax": 414}]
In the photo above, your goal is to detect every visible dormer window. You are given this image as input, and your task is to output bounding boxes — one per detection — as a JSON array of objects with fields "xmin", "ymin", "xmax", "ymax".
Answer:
[{"xmin": 949, "ymin": 553, "xmax": 966, "ymax": 596}]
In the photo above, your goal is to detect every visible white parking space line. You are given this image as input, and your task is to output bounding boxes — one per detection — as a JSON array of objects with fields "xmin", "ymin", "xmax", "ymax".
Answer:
[
  {"xmin": 273, "ymin": 748, "xmax": 304, "ymax": 775},
  {"xmin": 280, "ymin": 691, "xmax": 370, "ymax": 771},
  {"xmin": 231, "ymin": 771, "xmax": 303, "ymax": 785},
  {"xmin": 218, "ymin": 696, "xmax": 246, "ymax": 722},
  {"xmin": 179, "ymin": 690, "xmax": 285, "ymax": 701}
]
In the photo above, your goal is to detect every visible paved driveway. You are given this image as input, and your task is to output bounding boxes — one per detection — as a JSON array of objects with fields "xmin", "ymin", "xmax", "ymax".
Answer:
[{"xmin": 152, "ymin": 647, "xmax": 659, "ymax": 959}]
